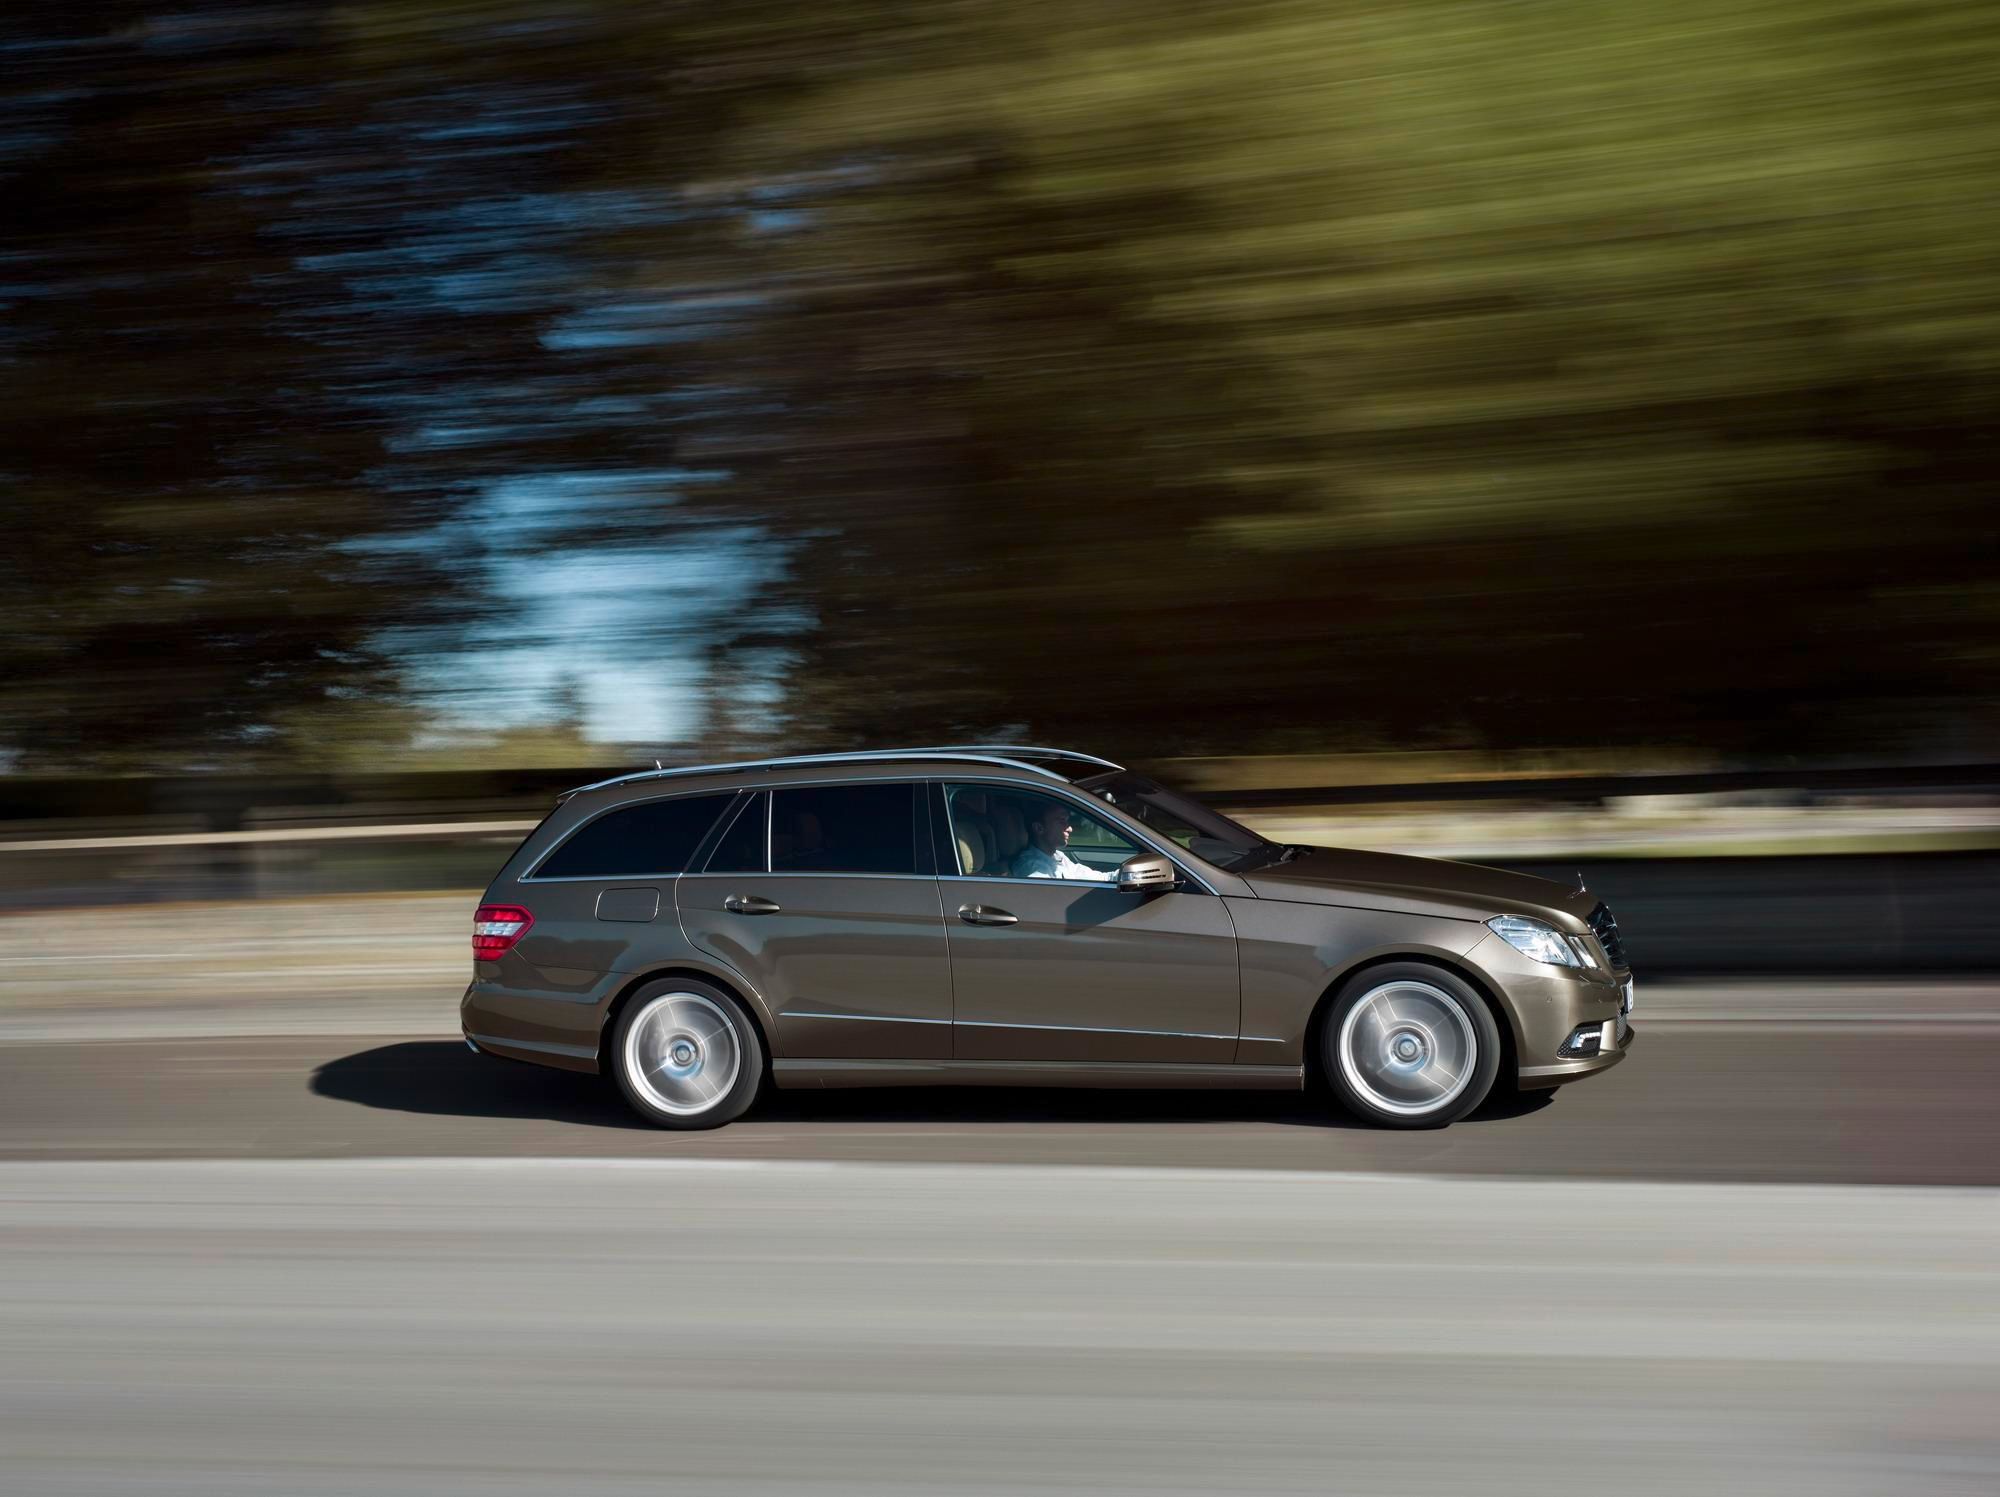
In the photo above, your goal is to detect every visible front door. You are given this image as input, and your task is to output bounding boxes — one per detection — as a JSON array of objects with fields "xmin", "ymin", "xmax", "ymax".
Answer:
[
  {"xmin": 677, "ymin": 782, "xmax": 953, "ymax": 1060},
  {"xmin": 936, "ymin": 782, "xmax": 1239, "ymax": 1063}
]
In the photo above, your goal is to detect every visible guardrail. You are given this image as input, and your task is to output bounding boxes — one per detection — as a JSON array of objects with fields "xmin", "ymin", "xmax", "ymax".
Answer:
[{"xmin": 3, "ymin": 766, "xmax": 1997, "ymax": 972}]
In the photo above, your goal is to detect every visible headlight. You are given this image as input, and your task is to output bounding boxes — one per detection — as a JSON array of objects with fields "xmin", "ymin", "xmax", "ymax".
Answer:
[{"xmin": 1487, "ymin": 914, "xmax": 1579, "ymax": 967}]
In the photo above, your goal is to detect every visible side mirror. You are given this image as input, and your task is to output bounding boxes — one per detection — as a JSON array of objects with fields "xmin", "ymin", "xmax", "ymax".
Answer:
[{"xmin": 1115, "ymin": 853, "xmax": 1178, "ymax": 892}]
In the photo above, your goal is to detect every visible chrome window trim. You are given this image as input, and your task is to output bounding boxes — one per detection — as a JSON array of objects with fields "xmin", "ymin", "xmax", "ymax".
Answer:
[
  {"xmin": 936, "ymin": 777, "xmax": 1220, "ymax": 896},
  {"xmin": 939, "ymin": 873, "xmax": 1130, "ymax": 889},
  {"xmin": 521, "ymin": 787, "xmax": 740, "ymax": 884},
  {"xmin": 522, "ymin": 772, "xmax": 1208, "ymax": 889},
  {"xmin": 519, "ymin": 873, "xmax": 682, "ymax": 885},
  {"xmin": 678, "ymin": 870, "xmax": 940, "ymax": 883}
]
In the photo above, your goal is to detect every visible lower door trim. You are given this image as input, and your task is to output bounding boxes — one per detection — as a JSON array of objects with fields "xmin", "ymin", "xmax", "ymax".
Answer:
[{"xmin": 772, "ymin": 1059, "xmax": 1304, "ymax": 1091}]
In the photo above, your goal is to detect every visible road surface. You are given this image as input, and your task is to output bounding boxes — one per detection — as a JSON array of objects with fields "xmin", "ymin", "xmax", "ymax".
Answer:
[
  {"xmin": 2, "ymin": 1157, "xmax": 1994, "ymax": 1496},
  {"xmin": 3, "ymin": 1011, "xmax": 1997, "ymax": 1184},
  {"xmin": 2, "ymin": 899, "xmax": 1994, "ymax": 1495}
]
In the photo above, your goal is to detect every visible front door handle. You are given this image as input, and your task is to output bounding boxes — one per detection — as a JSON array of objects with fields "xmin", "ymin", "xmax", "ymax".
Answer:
[
  {"xmin": 958, "ymin": 904, "xmax": 1019, "ymax": 927},
  {"xmin": 723, "ymin": 894, "xmax": 782, "ymax": 915}
]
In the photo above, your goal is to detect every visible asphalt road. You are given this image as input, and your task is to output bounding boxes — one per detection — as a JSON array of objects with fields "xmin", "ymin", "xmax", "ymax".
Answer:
[
  {"xmin": 3, "ymin": 1018, "xmax": 1997, "ymax": 1185},
  {"xmin": 2, "ymin": 1158, "xmax": 1994, "ymax": 1496},
  {"xmin": 4, "ymin": 950, "xmax": 1996, "ymax": 1494}
]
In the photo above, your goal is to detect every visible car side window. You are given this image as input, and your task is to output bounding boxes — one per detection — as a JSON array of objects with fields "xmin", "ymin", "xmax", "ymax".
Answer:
[
  {"xmin": 944, "ymin": 783, "xmax": 1137, "ymax": 879},
  {"xmin": 702, "ymin": 792, "xmax": 768, "ymax": 873},
  {"xmin": 532, "ymin": 792, "xmax": 737, "ymax": 880},
  {"xmin": 770, "ymin": 783, "xmax": 922, "ymax": 875}
]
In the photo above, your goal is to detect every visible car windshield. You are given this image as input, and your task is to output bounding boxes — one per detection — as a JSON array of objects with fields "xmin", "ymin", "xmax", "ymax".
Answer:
[{"xmin": 1075, "ymin": 772, "xmax": 1284, "ymax": 871}]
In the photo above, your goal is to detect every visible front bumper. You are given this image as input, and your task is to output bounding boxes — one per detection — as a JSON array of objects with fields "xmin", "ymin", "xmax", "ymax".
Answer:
[
  {"xmin": 1462, "ymin": 932, "xmax": 1636, "ymax": 1090},
  {"xmin": 1517, "ymin": 1023, "xmax": 1634, "ymax": 1087}
]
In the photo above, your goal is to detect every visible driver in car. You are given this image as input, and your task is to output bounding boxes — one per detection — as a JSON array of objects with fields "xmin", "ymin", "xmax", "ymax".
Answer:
[{"xmin": 1013, "ymin": 802, "xmax": 1115, "ymax": 881}]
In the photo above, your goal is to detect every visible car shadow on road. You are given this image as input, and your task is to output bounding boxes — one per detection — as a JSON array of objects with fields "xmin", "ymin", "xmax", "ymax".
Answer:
[
  {"xmin": 312, "ymin": 1042, "xmax": 646, "ymax": 1131},
  {"xmin": 312, "ymin": 1041, "xmax": 1556, "ymax": 1131}
]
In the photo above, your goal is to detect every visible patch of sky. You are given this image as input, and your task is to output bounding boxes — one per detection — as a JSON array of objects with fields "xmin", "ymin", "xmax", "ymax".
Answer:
[
  {"xmin": 399, "ymin": 523, "xmax": 792, "ymax": 743},
  {"xmin": 544, "ymin": 292, "xmax": 767, "ymax": 352},
  {"xmin": 470, "ymin": 469, "xmax": 728, "ymax": 544},
  {"xmin": 432, "ymin": 189, "xmax": 678, "ymax": 236},
  {"xmin": 570, "ymin": 395, "xmax": 653, "ymax": 418},
  {"xmin": 747, "ymin": 209, "xmax": 810, "ymax": 235},
  {"xmin": 330, "ymin": 261, "xmax": 571, "ymax": 318},
  {"xmin": 0, "ymin": 34, "xmax": 102, "ymax": 57},
  {"xmin": 136, "ymin": 11, "xmax": 297, "ymax": 55},
  {"xmin": 384, "ymin": 423, "xmax": 518, "ymax": 455},
  {"xmin": 178, "ymin": 69, "xmax": 789, "ymax": 745}
]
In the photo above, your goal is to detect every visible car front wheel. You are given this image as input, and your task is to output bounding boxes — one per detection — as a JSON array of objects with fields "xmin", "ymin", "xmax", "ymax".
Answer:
[
  {"xmin": 1322, "ymin": 963, "xmax": 1500, "ymax": 1129},
  {"xmin": 611, "ymin": 979, "xmax": 765, "ymax": 1129}
]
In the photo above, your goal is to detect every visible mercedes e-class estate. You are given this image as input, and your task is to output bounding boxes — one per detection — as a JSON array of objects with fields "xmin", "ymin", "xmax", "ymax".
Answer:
[{"xmin": 462, "ymin": 747, "xmax": 1634, "ymax": 1128}]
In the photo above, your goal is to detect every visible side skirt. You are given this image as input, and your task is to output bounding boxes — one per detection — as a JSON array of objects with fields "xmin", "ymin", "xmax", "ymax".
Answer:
[{"xmin": 772, "ymin": 1059, "xmax": 1305, "ymax": 1091}]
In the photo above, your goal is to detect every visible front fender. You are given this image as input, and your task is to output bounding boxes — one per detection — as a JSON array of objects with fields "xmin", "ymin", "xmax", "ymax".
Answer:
[{"xmin": 1226, "ymin": 896, "xmax": 1488, "ymax": 1066}]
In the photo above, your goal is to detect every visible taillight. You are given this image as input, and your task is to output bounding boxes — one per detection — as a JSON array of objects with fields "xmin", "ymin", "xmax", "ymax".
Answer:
[{"xmin": 473, "ymin": 904, "xmax": 534, "ymax": 961}]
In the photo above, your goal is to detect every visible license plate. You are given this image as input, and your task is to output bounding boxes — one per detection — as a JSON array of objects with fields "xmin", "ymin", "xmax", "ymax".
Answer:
[{"xmin": 1621, "ymin": 979, "xmax": 1635, "ymax": 1016}]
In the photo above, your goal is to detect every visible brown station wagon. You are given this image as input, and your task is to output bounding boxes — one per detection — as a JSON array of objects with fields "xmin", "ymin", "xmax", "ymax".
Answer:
[{"xmin": 462, "ymin": 747, "xmax": 1634, "ymax": 1129}]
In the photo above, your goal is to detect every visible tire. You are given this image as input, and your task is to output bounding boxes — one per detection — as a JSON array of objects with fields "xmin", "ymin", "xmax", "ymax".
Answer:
[
  {"xmin": 1321, "ymin": 962, "xmax": 1501, "ymax": 1129},
  {"xmin": 609, "ymin": 979, "xmax": 765, "ymax": 1130}
]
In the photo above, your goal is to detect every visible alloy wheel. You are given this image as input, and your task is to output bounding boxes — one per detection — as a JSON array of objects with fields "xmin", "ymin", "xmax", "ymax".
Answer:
[{"xmin": 1336, "ymin": 979, "xmax": 1478, "ymax": 1118}]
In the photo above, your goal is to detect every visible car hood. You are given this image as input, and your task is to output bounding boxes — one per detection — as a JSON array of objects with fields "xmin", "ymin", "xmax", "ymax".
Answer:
[{"xmin": 1242, "ymin": 845, "xmax": 1594, "ymax": 927}]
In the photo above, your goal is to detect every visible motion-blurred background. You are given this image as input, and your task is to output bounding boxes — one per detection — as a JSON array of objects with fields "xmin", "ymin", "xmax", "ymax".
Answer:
[
  {"xmin": 5, "ymin": 9, "xmax": 2000, "ymax": 1494},
  {"xmin": 4, "ymin": 0, "xmax": 1997, "ymax": 957}
]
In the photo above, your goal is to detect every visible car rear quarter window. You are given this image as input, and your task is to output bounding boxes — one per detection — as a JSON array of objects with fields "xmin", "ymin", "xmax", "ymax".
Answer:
[
  {"xmin": 531, "ymin": 791, "xmax": 736, "ymax": 880},
  {"xmin": 771, "ymin": 782, "xmax": 922, "ymax": 875}
]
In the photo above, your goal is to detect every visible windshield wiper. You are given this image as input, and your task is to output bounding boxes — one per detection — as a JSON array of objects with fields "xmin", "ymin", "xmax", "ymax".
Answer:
[{"xmin": 1231, "ymin": 841, "xmax": 1301, "ymax": 872}]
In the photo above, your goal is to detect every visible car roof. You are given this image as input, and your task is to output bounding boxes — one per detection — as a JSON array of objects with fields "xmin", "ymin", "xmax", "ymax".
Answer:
[{"xmin": 562, "ymin": 747, "xmax": 1123, "ymax": 801}]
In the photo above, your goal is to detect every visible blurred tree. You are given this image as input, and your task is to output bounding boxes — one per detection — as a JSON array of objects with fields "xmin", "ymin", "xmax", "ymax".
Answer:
[
  {"xmin": 0, "ymin": 3, "xmax": 428, "ymax": 767},
  {"xmin": 663, "ymin": 0, "xmax": 2000, "ymax": 760},
  {"xmin": 0, "ymin": 1, "xmax": 751, "ymax": 768},
  {"xmin": 3, "ymin": 0, "xmax": 1997, "ymax": 769}
]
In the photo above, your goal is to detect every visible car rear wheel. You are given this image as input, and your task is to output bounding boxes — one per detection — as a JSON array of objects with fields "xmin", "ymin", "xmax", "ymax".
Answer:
[
  {"xmin": 1322, "ymin": 963, "xmax": 1500, "ymax": 1129},
  {"xmin": 611, "ymin": 979, "xmax": 765, "ymax": 1130}
]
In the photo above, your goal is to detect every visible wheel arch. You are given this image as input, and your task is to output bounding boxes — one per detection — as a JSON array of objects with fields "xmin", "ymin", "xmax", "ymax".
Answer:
[
  {"xmin": 1302, "ymin": 950, "xmax": 1520, "ymax": 1089},
  {"xmin": 602, "ymin": 961, "xmax": 776, "ymax": 1075}
]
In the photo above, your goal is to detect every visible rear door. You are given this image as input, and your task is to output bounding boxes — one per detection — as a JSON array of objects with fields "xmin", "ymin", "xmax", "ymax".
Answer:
[
  {"xmin": 935, "ymin": 781, "xmax": 1240, "ymax": 1064},
  {"xmin": 677, "ymin": 780, "xmax": 953, "ymax": 1059}
]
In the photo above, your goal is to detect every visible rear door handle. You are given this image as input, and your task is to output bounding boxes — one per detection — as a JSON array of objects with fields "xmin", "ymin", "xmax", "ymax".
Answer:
[
  {"xmin": 723, "ymin": 895, "xmax": 782, "ymax": 915},
  {"xmin": 957, "ymin": 904, "xmax": 1019, "ymax": 927}
]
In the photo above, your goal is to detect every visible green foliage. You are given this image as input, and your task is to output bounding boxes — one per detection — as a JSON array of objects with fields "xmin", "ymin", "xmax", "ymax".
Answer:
[
  {"xmin": 4, "ymin": 0, "xmax": 1996, "ymax": 767},
  {"xmin": 680, "ymin": 0, "xmax": 2000, "ymax": 756}
]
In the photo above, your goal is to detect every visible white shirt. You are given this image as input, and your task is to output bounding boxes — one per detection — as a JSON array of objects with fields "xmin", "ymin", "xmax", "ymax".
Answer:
[{"xmin": 1011, "ymin": 845, "xmax": 1114, "ymax": 881}]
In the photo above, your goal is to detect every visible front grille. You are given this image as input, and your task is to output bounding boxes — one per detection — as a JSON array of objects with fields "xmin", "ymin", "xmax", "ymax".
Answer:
[{"xmin": 1588, "ymin": 902, "xmax": 1628, "ymax": 970}]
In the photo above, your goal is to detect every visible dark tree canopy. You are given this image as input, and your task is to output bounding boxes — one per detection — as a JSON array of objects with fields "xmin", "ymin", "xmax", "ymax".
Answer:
[{"xmin": 4, "ymin": 1, "xmax": 1997, "ymax": 769}]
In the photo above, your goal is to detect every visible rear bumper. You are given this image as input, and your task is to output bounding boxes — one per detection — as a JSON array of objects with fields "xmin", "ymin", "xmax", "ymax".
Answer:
[{"xmin": 461, "ymin": 981, "xmax": 604, "ymax": 1074}]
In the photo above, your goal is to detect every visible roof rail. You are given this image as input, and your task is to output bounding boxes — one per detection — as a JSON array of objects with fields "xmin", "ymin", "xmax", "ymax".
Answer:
[
  {"xmin": 562, "ymin": 746, "xmax": 1121, "ymax": 799},
  {"xmin": 915, "ymin": 745, "xmax": 1124, "ymax": 773}
]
